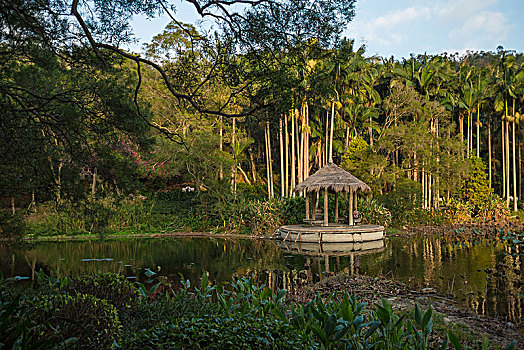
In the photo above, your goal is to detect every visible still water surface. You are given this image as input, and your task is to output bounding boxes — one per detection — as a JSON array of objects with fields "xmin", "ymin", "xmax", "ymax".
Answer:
[{"xmin": 1, "ymin": 235, "xmax": 522, "ymax": 325}]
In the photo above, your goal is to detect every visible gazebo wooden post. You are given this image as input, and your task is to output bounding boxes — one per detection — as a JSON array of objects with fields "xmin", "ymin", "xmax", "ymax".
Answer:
[
  {"xmin": 312, "ymin": 192, "xmax": 317, "ymax": 219},
  {"xmin": 334, "ymin": 192, "xmax": 339, "ymax": 223},
  {"xmin": 349, "ymin": 188, "xmax": 354, "ymax": 226},
  {"xmin": 323, "ymin": 188, "xmax": 329, "ymax": 226},
  {"xmin": 354, "ymin": 191, "xmax": 358, "ymax": 211},
  {"xmin": 305, "ymin": 192, "xmax": 310, "ymax": 220}
]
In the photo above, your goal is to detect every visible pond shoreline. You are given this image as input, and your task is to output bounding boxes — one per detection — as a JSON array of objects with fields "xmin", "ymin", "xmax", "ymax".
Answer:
[
  {"xmin": 23, "ymin": 220, "xmax": 522, "ymax": 242},
  {"xmin": 23, "ymin": 231, "xmax": 267, "ymax": 242}
]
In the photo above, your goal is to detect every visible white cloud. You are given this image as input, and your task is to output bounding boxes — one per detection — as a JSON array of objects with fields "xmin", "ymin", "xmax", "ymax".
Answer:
[
  {"xmin": 437, "ymin": 0, "xmax": 499, "ymax": 23},
  {"xmin": 349, "ymin": 5, "xmax": 431, "ymax": 48},
  {"xmin": 345, "ymin": 0, "xmax": 515, "ymax": 58},
  {"xmin": 449, "ymin": 11, "xmax": 510, "ymax": 49}
]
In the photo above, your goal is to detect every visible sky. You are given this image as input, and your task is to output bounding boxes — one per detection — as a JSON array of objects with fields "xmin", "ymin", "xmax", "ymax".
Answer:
[{"xmin": 131, "ymin": 0, "xmax": 524, "ymax": 59}]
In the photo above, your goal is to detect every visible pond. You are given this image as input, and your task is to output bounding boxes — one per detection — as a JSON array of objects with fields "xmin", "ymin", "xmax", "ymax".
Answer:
[{"xmin": 1, "ymin": 234, "xmax": 522, "ymax": 327}]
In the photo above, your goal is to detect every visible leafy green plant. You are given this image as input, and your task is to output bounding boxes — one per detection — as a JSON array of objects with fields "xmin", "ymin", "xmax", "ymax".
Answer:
[
  {"xmin": 64, "ymin": 273, "xmax": 141, "ymax": 315},
  {"xmin": 0, "ymin": 275, "xmax": 63, "ymax": 349},
  {"xmin": 29, "ymin": 293, "xmax": 121, "ymax": 349},
  {"xmin": 123, "ymin": 315, "xmax": 315, "ymax": 350}
]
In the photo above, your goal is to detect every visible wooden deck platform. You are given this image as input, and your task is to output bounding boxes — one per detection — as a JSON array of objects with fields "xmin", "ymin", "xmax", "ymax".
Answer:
[{"xmin": 278, "ymin": 224, "xmax": 384, "ymax": 243}]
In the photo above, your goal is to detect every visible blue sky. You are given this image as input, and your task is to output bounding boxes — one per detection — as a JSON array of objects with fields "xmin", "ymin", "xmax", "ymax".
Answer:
[{"xmin": 131, "ymin": 0, "xmax": 524, "ymax": 59}]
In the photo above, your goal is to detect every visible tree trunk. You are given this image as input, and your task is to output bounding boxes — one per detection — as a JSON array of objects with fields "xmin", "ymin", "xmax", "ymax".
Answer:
[
  {"xmin": 506, "ymin": 120, "xmax": 510, "ymax": 207},
  {"xmin": 519, "ymin": 141, "xmax": 522, "ymax": 202},
  {"xmin": 304, "ymin": 101, "xmax": 310, "ymax": 180},
  {"xmin": 466, "ymin": 110, "xmax": 471, "ymax": 157},
  {"xmin": 11, "ymin": 197, "xmax": 15, "ymax": 215},
  {"xmin": 476, "ymin": 103, "xmax": 480, "ymax": 158},
  {"xmin": 231, "ymin": 117, "xmax": 236, "ymax": 193},
  {"xmin": 238, "ymin": 166, "xmax": 251, "ymax": 185},
  {"xmin": 249, "ymin": 149, "xmax": 257, "ymax": 184},
  {"xmin": 291, "ymin": 110, "xmax": 296, "ymax": 197},
  {"xmin": 285, "ymin": 115, "xmax": 289, "ymax": 197},
  {"xmin": 268, "ymin": 121, "xmax": 274, "ymax": 199},
  {"xmin": 279, "ymin": 117, "xmax": 284, "ymax": 198},
  {"xmin": 265, "ymin": 121, "xmax": 272, "ymax": 199},
  {"xmin": 91, "ymin": 167, "xmax": 97, "ymax": 196},
  {"xmin": 488, "ymin": 121, "xmax": 492, "ymax": 188},
  {"xmin": 502, "ymin": 119, "xmax": 506, "ymax": 198},
  {"xmin": 297, "ymin": 108, "xmax": 303, "ymax": 186},
  {"xmin": 219, "ymin": 115, "xmax": 223, "ymax": 180},
  {"xmin": 422, "ymin": 165, "xmax": 426, "ymax": 209},
  {"xmin": 512, "ymin": 115, "xmax": 517, "ymax": 211},
  {"xmin": 329, "ymin": 101, "xmax": 335, "ymax": 162},
  {"xmin": 325, "ymin": 109, "xmax": 329, "ymax": 165}
]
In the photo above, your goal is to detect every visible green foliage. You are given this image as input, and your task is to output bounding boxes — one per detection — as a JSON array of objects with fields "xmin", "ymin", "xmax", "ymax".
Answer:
[
  {"xmin": 124, "ymin": 316, "xmax": 315, "ymax": 350},
  {"xmin": 64, "ymin": 273, "xmax": 141, "ymax": 315},
  {"xmin": 378, "ymin": 178, "xmax": 422, "ymax": 226},
  {"xmin": 458, "ymin": 157, "xmax": 493, "ymax": 211},
  {"xmin": 0, "ymin": 275, "xmax": 63, "ymax": 349},
  {"xmin": 357, "ymin": 198, "xmax": 392, "ymax": 227},
  {"xmin": 0, "ymin": 212, "xmax": 25, "ymax": 245},
  {"xmin": 29, "ymin": 293, "xmax": 120, "ymax": 349},
  {"xmin": 281, "ymin": 197, "xmax": 307, "ymax": 224},
  {"xmin": 341, "ymin": 136, "xmax": 385, "ymax": 190}
]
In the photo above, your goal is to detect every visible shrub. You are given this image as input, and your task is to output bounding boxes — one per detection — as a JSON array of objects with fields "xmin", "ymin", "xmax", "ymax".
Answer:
[
  {"xmin": 378, "ymin": 178, "xmax": 422, "ymax": 226},
  {"xmin": 476, "ymin": 194, "xmax": 510, "ymax": 222},
  {"xmin": 63, "ymin": 273, "xmax": 141, "ymax": 315},
  {"xmin": 281, "ymin": 196, "xmax": 306, "ymax": 225},
  {"xmin": 0, "ymin": 211, "xmax": 25, "ymax": 245},
  {"xmin": 122, "ymin": 294, "xmax": 219, "ymax": 337},
  {"xmin": 358, "ymin": 198, "xmax": 392, "ymax": 227},
  {"xmin": 123, "ymin": 316, "xmax": 315, "ymax": 350},
  {"xmin": 30, "ymin": 293, "xmax": 120, "ymax": 349}
]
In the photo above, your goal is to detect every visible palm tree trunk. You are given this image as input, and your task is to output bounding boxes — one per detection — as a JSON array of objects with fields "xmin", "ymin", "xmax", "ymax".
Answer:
[
  {"xmin": 305, "ymin": 102, "xmax": 310, "ymax": 179},
  {"xmin": 291, "ymin": 109, "xmax": 296, "ymax": 197},
  {"xmin": 285, "ymin": 114, "xmax": 289, "ymax": 197},
  {"xmin": 466, "ymin": 110, "xmax": 471, "ymax": 157},
  {"xmin": 488, "ymin": 121, "xmax": 492, "ymax": 188},
  {"xmin": 265, "ymin": 122, "xmax": 270, "ymax": 199},
  {"xmin": 519, "ymin": 141, "xmax": 522, "ymax": 202},
  {"xmin": 506, "ymin": 120, "xmax": 510, "ymax": 207},
  {"xmin": 325, "ymin": 109, "xmax": 329, "ymax": 165},
  {"xmin": 502, "ymin": 119, "xmax": 506, "ymax": 198},
  {"xmin": 422, "ymin": 165, "xmax": 426, "ymax": 209},
  {"xmin": 512, "ymin": 100, "xmax": 517, "ymax": 211},
  {"xmin": 249, "ymin": 149, "xmax": 257, "ymax": 184},
  {"xmin": 297, "ymin": 108, "xmax": 303, "ymax": 186},
  {"xmin": 280, "ymin": 117, "xmax": 284, "ymax": 198},
  {"xmin": 268, "ymin": 121, "xmax": 274, "ymax": 199},
  {"xmin": 296, "ymin": 110, "xmax": 301, "ymax": 188},
  {"xmin": 476, "ymin": 103, "xmax": 480, "ymax": 158},
  {"xmin": 329, "ymin": 101, "xmax": 335, "ymax": 162}
]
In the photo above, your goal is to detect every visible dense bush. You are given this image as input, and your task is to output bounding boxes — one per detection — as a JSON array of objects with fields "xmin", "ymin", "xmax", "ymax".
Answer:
[
  {"xmin": 64, "ymin": 273, "xmax": 141, "ymax": 315},
  {"xmin": 358, "ymin": 198, "xmax": 392, "ymax": 227},
  {"xmin": 124, "ymin": 316, "xmax": 315, "ymax": 350},
  {"xmin": 0, "ymin": 211, "xmax": 25, "ymax": 245},
  {"xmin": 29, "ymin": 293, "xmax": 120, "ymax": 349}
]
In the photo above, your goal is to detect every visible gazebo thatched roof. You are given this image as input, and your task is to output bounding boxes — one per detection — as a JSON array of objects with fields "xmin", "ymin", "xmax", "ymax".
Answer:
[{"xmin": 294, "ymin": 162, "xmax": 371, "ymax": 193}]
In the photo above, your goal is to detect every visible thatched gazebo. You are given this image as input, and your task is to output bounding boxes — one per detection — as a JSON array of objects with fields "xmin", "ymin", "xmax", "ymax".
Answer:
[{"xmin": 294, "ymin": 162, "xmax": 370, "ymax": 227}]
